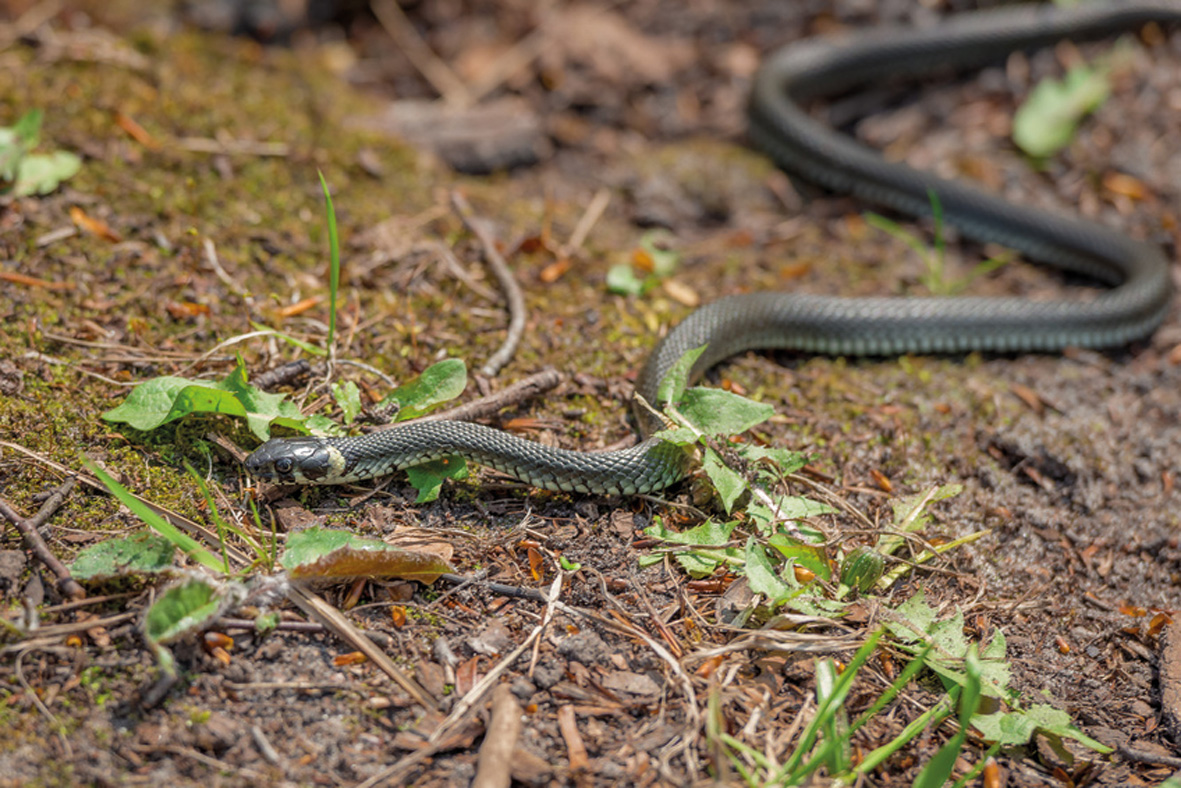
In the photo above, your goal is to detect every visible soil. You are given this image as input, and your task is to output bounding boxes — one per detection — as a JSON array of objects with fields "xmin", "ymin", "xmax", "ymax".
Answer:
[{"xmin": 1, "ymin": 0, "xmax": 1179, "ymax": 786}]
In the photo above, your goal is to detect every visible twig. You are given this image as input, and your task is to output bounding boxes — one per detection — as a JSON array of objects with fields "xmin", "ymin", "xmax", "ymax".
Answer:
[
  {"xmin": 370, "ymin": 0, "xmax": 471, "ymax": 107},
  {"xmin": 437, "ymin": 572, "xmax": 547, "ymax": 603},
  {"xmin": 471, "ymin": 684, "xmax": 523, "ymax": 788},
  {"xmin": 203, "ymin": 238, "xmax": 251, "ymax": 302},
  {"xmin": 432, "ymin": 241, "xmax": 500, "ymax": 302},
  {"xmin": 562, "ymin": 188, "xmax": 611, "ymax": 256},
  {"xmin": 253, "ymin": 359, "xmax": 311, "ymax": 390},
  {"xmin": 287, "ymin": 585, "xmax": 436, "ymax": 710},
  {"xmin": 451, "ymin": 192, "xmax": 527, "ymax": 378},
  {"xmin": 175, "ymin": 137, "xmax": 289, "ymax": 157},
  {"xmin": 1117, "ymin": 744, "xmax": 1181, "ymax": 769},
  {"xmin": 418, "ymin": 368, "xmax": 561, "ymax": 424},
  {"xmin": 0, "ymin": 479, "xmax": 85, "ymax": 600}
]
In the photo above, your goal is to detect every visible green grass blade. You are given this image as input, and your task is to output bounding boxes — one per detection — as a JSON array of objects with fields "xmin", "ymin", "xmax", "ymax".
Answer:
[
  {"xmin": 82, "ymin": 457, "xmax": 224, "ymax": 573},
  {"xmin": 318, "ymin": 170, "xmax": 340, "ymax": 352},
  {"xmin": 855, "ymin": 692, "xmax": 957, "ymax": 777}
]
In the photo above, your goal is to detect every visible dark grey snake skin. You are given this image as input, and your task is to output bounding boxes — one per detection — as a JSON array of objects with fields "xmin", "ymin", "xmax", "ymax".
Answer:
[{"xmin": 245, "ymin": 1, "xmax": 1176, "ymax": 494}]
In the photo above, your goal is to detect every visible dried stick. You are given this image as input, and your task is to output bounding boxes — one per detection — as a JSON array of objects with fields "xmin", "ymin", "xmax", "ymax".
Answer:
[
  {"xmin": 451, "ymin": 192, "xmax": 527, "ymax": 378},
  {"xmin": 0, "ymin": 478, "xmax": 85, "ymax": 600},
  {"xmin": 471, "ymin": 684, "xmax": 523, "ymax": 788},
  {"xmin": 418, "ymin": 368, "xmax": 560, "ymax": 424}
]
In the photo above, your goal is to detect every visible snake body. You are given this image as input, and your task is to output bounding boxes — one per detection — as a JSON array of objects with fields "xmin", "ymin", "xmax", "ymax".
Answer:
[{"xmin": 245, "ymin": 1, "xmax": 1176, "ymax": 494}]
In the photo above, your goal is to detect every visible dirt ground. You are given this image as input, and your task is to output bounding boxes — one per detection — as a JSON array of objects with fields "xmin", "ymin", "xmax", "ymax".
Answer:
[{"xmin": 1, "ymin": 0, "xmax": 1180, "ymax": 786}]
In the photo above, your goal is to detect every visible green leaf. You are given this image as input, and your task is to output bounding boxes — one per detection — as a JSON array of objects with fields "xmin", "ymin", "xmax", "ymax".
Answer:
[
  {"xmin": 143, "ymin": 576, "xmax": 227, "ymax": 646},
  {"xmin": 606, "ymin": 263, "xmax": 646, "ymax": 296},
  {"xmin": 0, "ymin": 109, "xmax": 41, "ymax": 182},
  {"xmin": 70, "ymin": 533, "xmax": 177, "ymax": 580},
  {"xmin": 971, "ymin": 704, "xmax": 1112, "ymax": 753},
  {"xmin": 679, "ymin": 388, "xmax": 774, "ymax": 436},
  {"xmin": 279, "ymin": 527, "xmax": 453, "ymax": 582},
  {"xmin": 101, "ymin": 358, "xmax": 306, "ymax": 440},
  {"xmin": 741, "ymin": 445, "xmax": 809, "ymax": 476},
  {"xmin": 82, "ymin": 457, "xmax": 225, "ymax": 573},
  {"xmin": 912, "ymin": 724, "xmax": 967, "ymax": 788},
  {"xmin": 1013, "ymin": 62, "xmax": 1111, "ymax": 158},
  {"xmin": 379, "ymin": 358, "xmax": 467, "ymax": 420},
  {"xmin": 558, "ymin": 555, "xmax": 582, "ymax": 572},
  {"xmin": 644, "ymin": 517, "xmax": 736, "ymax": 547},
  {"xmin": 404, "ymin": 457, "xmax": 468, "ymax": 502},
  {"xmin": 743, "ymin": 537, "xmax": 792, "ymax": 604},
  {"xmin": 331, "ymin": 380, "xmax": 362, "ymax": 425},
  {"xmin": 655, "ymin": 345, "xmax": 708, "ymax": 409},
  {"xmin": 702, "ymin": 447, "xmax": 747, "ymax": 514},
  {"xmin": 14, "ymin": 151, "xmax": 81, "ymax": 196}
]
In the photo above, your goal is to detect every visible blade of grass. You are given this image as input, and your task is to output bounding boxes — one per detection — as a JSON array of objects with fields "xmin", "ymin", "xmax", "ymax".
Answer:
[
  {"xmin": 777, "ymin": 628, "xmax": 884, "ymax": 780},
  {"xmin": 81, "ymin": 457, "xmax": 224, "ymax": 573},
  {"xmin": 318, "ymin": 170, "xmax": 340, "ymax": 352},
  {"xmin": 854, "ymin": 692, "xmax": 957, "ymax": 777}
]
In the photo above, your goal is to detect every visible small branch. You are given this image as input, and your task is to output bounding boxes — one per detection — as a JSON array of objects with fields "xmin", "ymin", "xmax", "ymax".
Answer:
[
  {"xmin": 471, "ymin": 684, "xmax": 523, "ymax": 788},
  {"xmin": 451, "ymin": 192, "xmax": 527, "ymax": 378},
  {"xmin": 1117, "ymin": 744, "xmax": 1181, "ymax": 769},
  {"xmin": 253, "ymin": 359, "xmax": 311, "ymax": 390},
  {"xmin": 0, "ymin": 479, "xmax": 85, "ymax": 601},
  {"xmin": 419, "ymin": 368, "xmax": 561, "ymax": 424}
]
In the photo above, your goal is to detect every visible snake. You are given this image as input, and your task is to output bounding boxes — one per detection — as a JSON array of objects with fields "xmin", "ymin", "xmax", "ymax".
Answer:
[{"xmin": 245, "ymin": 1, "xmax": 1176, "ymax": 494}]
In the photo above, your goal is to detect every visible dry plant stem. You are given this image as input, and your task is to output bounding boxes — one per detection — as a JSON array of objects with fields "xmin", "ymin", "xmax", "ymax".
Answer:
[
  {"xmin": 370, "ymin": 0, "xmax": 470, "ymax": 106},
  {"xmin": 1117, "ymin": 744, "xmax": 1181, "ymax": 769},
  {"xmin": 415, "ymin": 368, "xmax": 562, "ymax": 425},
  {"xmin": 253, "ymin": 359, "xmax": 311, "ymax": 390},
  {"xmin": 471, "ymin": 684, "xmax": 523, "ymax": 788},
  {"xmin": 451, "ymin": 191, "xmax": 527, "ymax": 378},
  {"xmin": 287, "ymin": 586, "xmax": 436, "ymax": 710},
  {"xmin": 203, "ymin": 238, "xmax": 250, "ymax": 301},
  {"xmin": 556, "ymin": 705, "xmax": 589, "ymax": 772},
  {"xmin": 0, "ymin": 478, "xmax": 85, "ymax": 600}
]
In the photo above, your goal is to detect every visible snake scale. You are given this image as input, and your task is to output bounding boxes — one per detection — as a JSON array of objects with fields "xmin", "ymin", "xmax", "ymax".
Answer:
[{"xmin": 245, "ymin": 1, "xmax": 1177, "ymax": 494}]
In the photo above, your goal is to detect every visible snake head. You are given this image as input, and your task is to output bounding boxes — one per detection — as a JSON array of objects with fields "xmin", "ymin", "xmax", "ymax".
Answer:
[{"xmin": 244, "ymin": 437, "xmax": 337, "ymax": 484}]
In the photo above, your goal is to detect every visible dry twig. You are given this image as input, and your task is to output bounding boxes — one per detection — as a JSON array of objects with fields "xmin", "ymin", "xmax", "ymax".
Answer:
[
  {"xmin": 0, "ymin": 478, "xmax": 85, "ymax": 600},
  {"xmin": 451, "ymin": 192, "xmax": 527, "ymax": 378},
  {"xmin": 471, "ymin": 684, "xmax": 523, "ymax": 788}
]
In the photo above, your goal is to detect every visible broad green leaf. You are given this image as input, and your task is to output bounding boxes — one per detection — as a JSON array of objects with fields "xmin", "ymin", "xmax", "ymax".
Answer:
[
  {"xmin": 380, "ymin": 358, "xmax": 467, "ymax": 420},
  {"xmin": 279, "ymin": 527, "xmax": 453, "ymax": 582},
  {"xmin": 14, "ymin": 151, "xmax": 81, "ymax": 196},
  {"xmin": 679, "ymin": 388, "xmax": 774, "ymax": 436},
  {"xmin": 405, "ymin": 457, "xmax": 468, "ymax": 502},
  {"xmin": 655, "ymin": 345, "xmax": 708, "ymax": 409},
  {"xmin": 102, "ymin": 359, "xmax": 305, "ymax": 440},
  {"xmin": 972, "ymin": 704, "xmax": 1111, "ymax": 753},
  {"xmin": 703, "ymin": 447, "xmax": 747, "ymax": 514},
  {"xmin": 82, "ymin": 458, "xmax": 224, "ymax": 573},
  {"xmin": 1012, "ymin": 62, "xmax": 1111, "ymax": 158},
  {"xmin": 650, "ymin": 426, "xmax": 701, "ymax": 446},
  {"xmin": 751, "ymin": 494, "xmax": 837, "ymax": 524},
  {"xmin": 0, "ymin": 109, "xmax": 41, "ymax": 181},
  {"xmin": 143, "ymin": 576, "xmax": 227, "ymax": 646},
  {"xmin": 743, "ymin": 537, "xmax": 792, "ymax": 604},
  {"xmin": 331, "ymin": 380, "xmax": 362, "ymax": 425},
  {"xmin": 644, "ymin": 517, "xmax": 736, "ymax": 547},
  {"xmin": 742, "ymin": 445, "xmax": 809, "ymax": 476},
  {"xmin": 70, "ymin": 533, "xmax": 177, "ymax": 580}
]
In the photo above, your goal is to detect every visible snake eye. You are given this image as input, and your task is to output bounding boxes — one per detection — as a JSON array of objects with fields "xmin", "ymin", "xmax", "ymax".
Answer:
[{"xmin": 274, "ymin": 458, "xmax": 294, "ymax": 474}]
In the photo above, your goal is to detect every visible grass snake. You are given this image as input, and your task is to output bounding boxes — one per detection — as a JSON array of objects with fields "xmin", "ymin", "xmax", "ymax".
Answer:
[{"xmin": 245, "ymin": 1, "xmax": 1176, "ymax": 495}]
